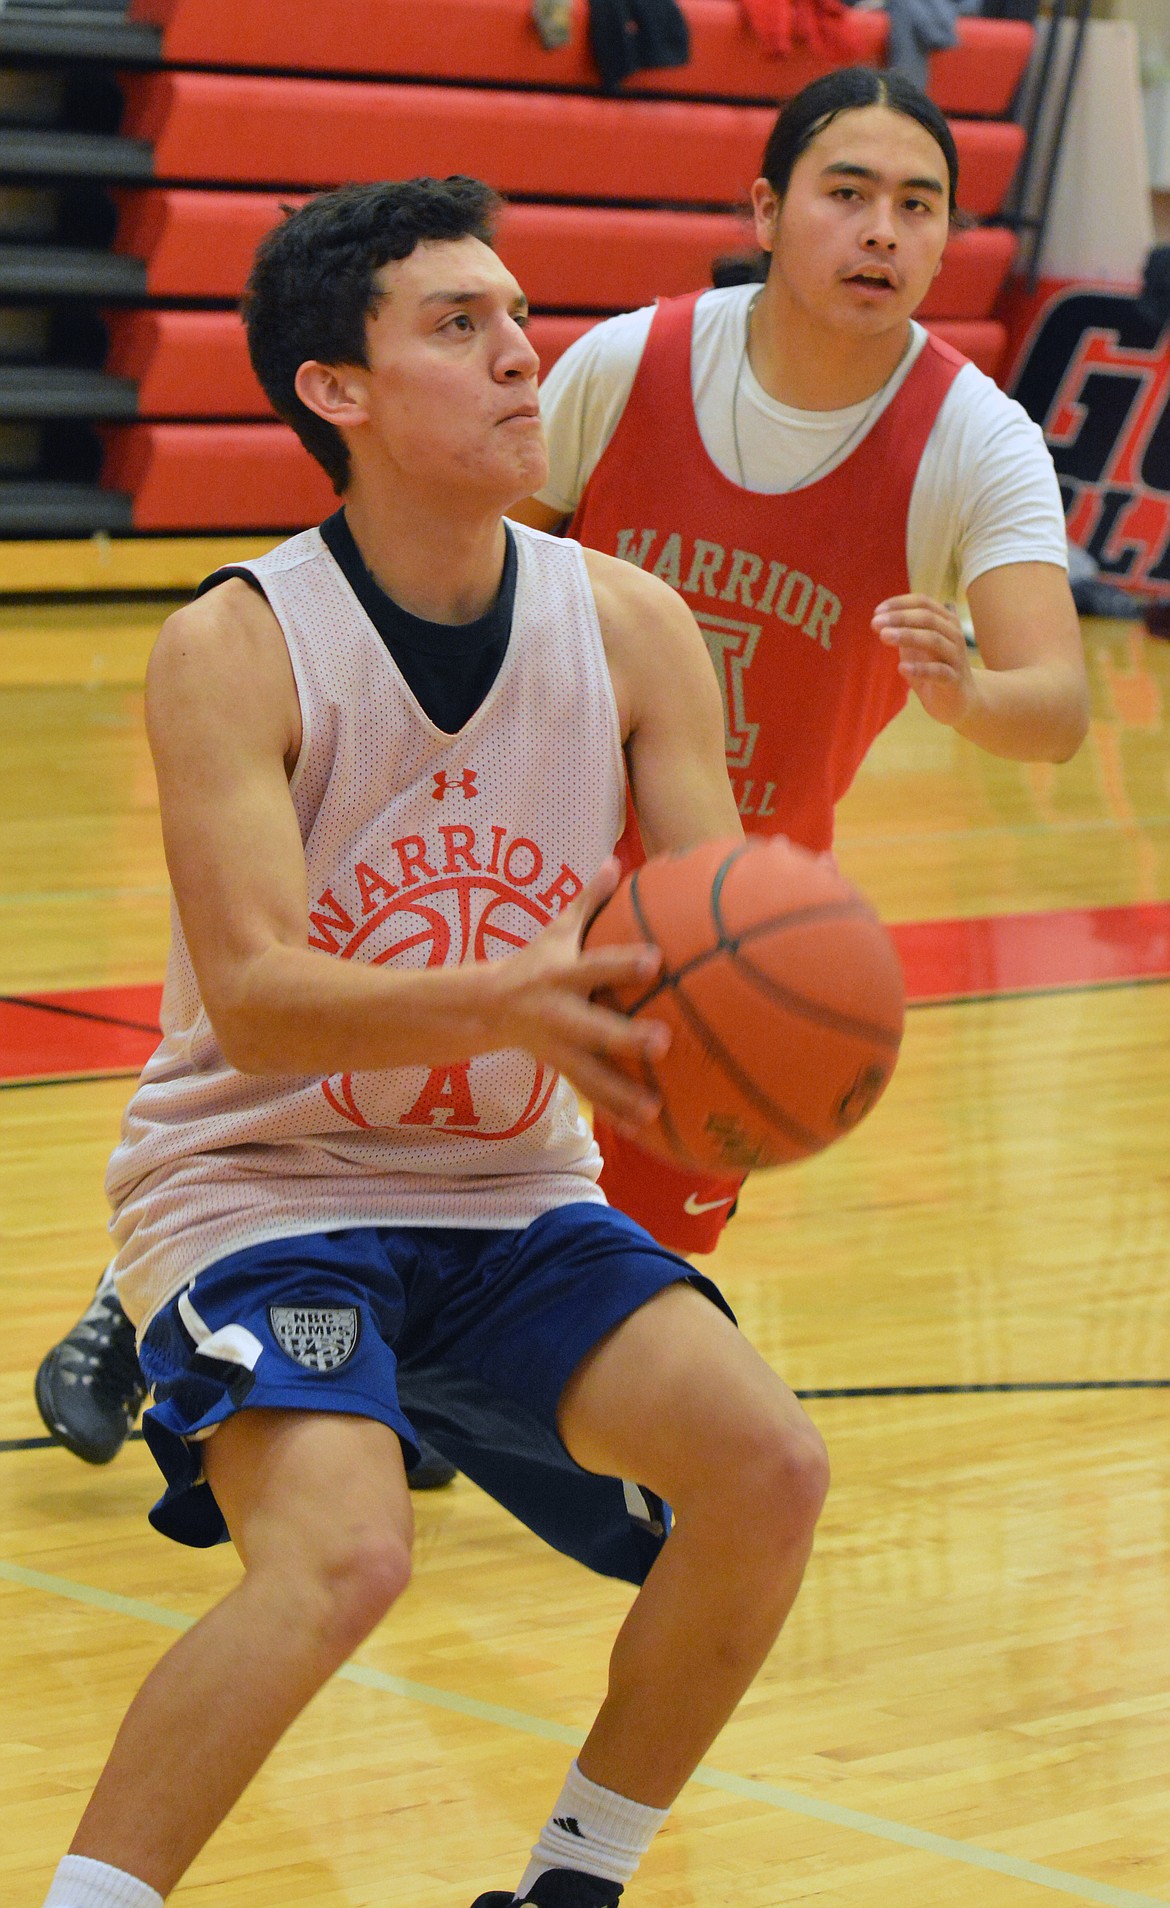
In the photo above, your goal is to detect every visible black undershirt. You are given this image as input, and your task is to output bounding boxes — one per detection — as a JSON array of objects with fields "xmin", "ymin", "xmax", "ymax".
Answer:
[{"xmin": 197, "ymin": 507, "xmax": 517, "ymax": 735}]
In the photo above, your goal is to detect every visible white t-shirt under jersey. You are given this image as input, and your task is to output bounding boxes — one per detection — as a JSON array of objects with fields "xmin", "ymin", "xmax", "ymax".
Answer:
[{"xmin": 535, "ymin": 284, "xmax": 1068, "ymax": 606}]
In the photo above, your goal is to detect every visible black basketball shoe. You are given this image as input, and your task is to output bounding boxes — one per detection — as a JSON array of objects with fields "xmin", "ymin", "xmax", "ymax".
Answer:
[
  {"xmin": 35, "ymin": 1268, "xmax": 146, "ymax": 1464},
  {"xmin": 407, "ymin": 1441, "xmax": 459, "ymax": 1490},
  {"xmin": 470, "ymin": 1869, "xmax": 623, "ymax": 1907}
]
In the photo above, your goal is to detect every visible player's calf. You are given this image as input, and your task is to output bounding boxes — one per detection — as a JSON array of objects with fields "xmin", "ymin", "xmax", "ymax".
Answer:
[
  {"xmin": 47, "ymin": 1416, "xmax": 414, "ymax": 1907},
  {"xmin": 631, "ymin": 1396, "xmax": 830, "ymax": 1692}
]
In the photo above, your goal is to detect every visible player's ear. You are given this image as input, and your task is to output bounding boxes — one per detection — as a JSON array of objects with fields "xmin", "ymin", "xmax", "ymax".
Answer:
[
  {"xmin": 294, "ymin": 360, "xmax": 370, "ymax": 429},
  {"xmin": 749, "ymin": 177, "xmax": 781, "ymax": 253}
]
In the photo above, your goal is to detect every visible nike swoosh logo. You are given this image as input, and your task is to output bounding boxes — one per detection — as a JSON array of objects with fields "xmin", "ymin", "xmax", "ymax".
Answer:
[{"xmin": 683, "ymin": 1193, "xmax": 736, "ymax": 1216}]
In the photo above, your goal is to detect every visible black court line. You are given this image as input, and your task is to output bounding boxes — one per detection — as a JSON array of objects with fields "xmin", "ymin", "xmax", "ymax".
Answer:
[
  {"xmin": 2, "ymin": 1435, "xmax": 57, "ymax": 1453},
  {"xmin": 909, "ymin": 972, "xmax": 1170, "ymax": 1010},
  {"xmin": 2, "ymin": 964, "xmax": 1167, "ymax": 1090},
  {"xmin": 5, "ymin": 1380, "xmax": 1170, "ymax": 1457},
  {"xmin": 798, "ymin": 1379, "xmax": 1170, "ymax": 1398},
  {"xmin": 0, "ymin": 1430, "xmax": 145, "ymax": 1454},
  {"xmin": 0, "ymin": 994, "xmax": 161, "ymax": 1035},
  {"xmin": 3, "ymin": 965, "xmax": 1170, "ymax": 1099},
  {"xmin": 0, "ymin": 1071, "xmax": 142, "ymax": 1091}
]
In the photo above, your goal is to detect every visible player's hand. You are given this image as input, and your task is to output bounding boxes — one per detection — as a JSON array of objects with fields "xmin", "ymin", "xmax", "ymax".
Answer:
[
  {"xmin": 494, "ymin": 858, "xmax": 670, "ymax": 1131},
  {"xmin": 873, "ymin": 594, "xmax": 976, "ymax": 729}
]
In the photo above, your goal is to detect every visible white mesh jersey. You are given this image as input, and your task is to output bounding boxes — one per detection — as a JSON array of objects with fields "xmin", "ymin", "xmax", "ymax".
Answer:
[{"xmin": 107, "ymin": 520, "xmax": 625, "ymax": 1331}]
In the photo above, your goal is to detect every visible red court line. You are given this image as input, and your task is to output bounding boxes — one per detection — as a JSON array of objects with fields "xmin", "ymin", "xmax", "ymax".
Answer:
[
  {"xmin": 3, "ymin": 901, "xmax": 1170, "ymax": 1081},
  {"xmin": 894, "ymin": 901, "xmax": 1170, "ymax": 1003},
  {"xmin": 0, "ymin": 985, "xmax": 164, "ymax": 1080}
]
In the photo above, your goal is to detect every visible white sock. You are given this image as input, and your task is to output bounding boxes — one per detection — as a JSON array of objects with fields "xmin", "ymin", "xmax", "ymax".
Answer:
[
  {"xmin": 516, "ymin": 1760, "xmax": 669, "ymax": 1898},
  {"xmin": 44, "ymin": 1855, "xmax": 164, "ymax": 1908}
]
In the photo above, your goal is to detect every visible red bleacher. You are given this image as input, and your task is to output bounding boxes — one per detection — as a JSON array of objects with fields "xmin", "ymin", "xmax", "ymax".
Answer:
[
  {"xmin": 129, "ymin": 0, "xmax": 1032, "ymax": 118},
  {"xmin": 103, "ymin": 423, "xmax": 337, "ymax": 530},
  {"xmin": 108, "ymin": 309, "xmax": 1010, "ymax": 429},
  {"xmin": 102, "ymin": 2, "xmax": 1031, "ymax": 530},
  {"xmin": 113, "ymin": 191, "xmax": 1015, "ymax": 317},
  {"xmin": 121, "ymin": 71, "xmax": 1022, "ymax": 218}
]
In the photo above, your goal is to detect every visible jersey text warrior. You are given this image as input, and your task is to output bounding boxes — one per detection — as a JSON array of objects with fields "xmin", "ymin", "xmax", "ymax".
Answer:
[
  {"xmin": 571, "ymin": 292, "xmax": 965, "ymax": 855},
  {"xmin": 107, "ymin": 521, "xmax": 624, "ymax": 1330}
]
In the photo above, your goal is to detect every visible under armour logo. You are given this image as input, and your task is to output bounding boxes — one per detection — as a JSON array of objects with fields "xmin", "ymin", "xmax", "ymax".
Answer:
[
  {"xmin": 432, "ymin": 767, "xmax": 478, "ymax": 800},
  {"xmin": 553, "ymin": 1817, "xmax": 583, "ymax": 1838}
]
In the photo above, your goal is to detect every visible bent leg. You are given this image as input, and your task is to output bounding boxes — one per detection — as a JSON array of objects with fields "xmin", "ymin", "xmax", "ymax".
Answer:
[
  {"xmin": 557, "ymin": 1283, "xmax": 829, "ymax": 1806},
  {"xmin": 69, "ymin": 1408, "xmax": 412, "ymax": 1895}
]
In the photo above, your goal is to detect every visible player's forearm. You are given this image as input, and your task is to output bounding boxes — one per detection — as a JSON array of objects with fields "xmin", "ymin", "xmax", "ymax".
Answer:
[
  {"xmin": 953, "ymin": 659, "xmax": 1090, "ymax": 763},
  {"xmin": 208, "ymin": 942, "xmax": 507, "ymax": 1076}
]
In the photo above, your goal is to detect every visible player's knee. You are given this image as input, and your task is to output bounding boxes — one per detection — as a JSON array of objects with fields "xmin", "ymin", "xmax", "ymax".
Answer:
[
  {"xmin": 302, "ymin": 1529, "xmax": 412, "ymax": 1660},
  {"xmin": 333, "ymin": 1531, "xmax": 412, "ymax": 1649},
  {"xmin": 772, "ymin": 1415, "xmax": 830, "ymax": 1540},
  {"xmin": 725, "ymin": 1412, "xmax": 830, "ymax": 1556}
]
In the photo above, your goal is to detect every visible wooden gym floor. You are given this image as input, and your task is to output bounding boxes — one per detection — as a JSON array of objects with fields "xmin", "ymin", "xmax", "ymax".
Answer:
[{"xmin": 2, "ymin": 567, "xmax": 1169, "ymax": 1907}]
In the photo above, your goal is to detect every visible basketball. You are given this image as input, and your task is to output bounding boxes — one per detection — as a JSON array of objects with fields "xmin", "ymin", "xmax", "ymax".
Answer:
[{"xmin": 583, "ymin": 834, "xmax": 905, "ymax": 1174}]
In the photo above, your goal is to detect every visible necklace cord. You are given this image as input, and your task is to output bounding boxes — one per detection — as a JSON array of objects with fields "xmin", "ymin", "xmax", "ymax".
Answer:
[{"xmin": 730, "ymin": 292, "xmax": 913, "ymax": 493}]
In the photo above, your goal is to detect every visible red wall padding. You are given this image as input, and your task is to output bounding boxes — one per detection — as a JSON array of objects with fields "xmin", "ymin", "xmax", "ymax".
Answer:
[
  {"xmin": 119, "ymin": 72, "xmax": 1022, "ymax": 218},
  {"xmin": 104, "ymin": 318, "xmax": 1008, "ymax": 528},
  {"xmin": 108, "ymin": 309, "xmax": 1007, "ymax": 418},
  {"xmin": 115, "ymin": 191, "xmax": 749, "ymax": 301},
  {"xmin": 106, "ymin": 9, "xmax": 1028, "ymax": 530},
  {"xmin": 129, "ymin": 0, "xmax": 1033, "ymax": 120},
  {"xmin": 115, "ymin": 190, "xmax": 1016, "ymax": 318},
  {"xmin": 102, "ymin": 423, "xmax": 337, "ymax": 528},
  {"xmin": 106, "ymin": 311, "xmax": 603, "ymax": 412}
]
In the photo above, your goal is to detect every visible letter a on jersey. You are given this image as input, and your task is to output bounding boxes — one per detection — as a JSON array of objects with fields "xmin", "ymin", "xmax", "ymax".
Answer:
[{"xmin": 400, "ymin": 1062, "xmax": 481, "ymax": 1128}]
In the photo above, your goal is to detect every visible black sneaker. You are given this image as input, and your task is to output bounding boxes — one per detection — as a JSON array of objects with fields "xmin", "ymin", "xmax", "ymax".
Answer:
[
  {"xmin": 470, "ymin": 1870, "xmax": 623, "ymax": 1907},
  {"xmin": 1145, "ymin": 600, "xmax": 1170, "ymax": 640},
  {"xmin": 407, "ymin": 1440, "xmax": 458, "ymax": 1490},
  {"xmin": 35, "ymin": 1268, "xmax": 147, "ymax": 1464}
]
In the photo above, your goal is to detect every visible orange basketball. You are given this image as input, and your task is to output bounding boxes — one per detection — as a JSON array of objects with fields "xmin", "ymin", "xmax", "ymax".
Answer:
[{"xmin": 583, "ymin": 834, "xmax": 905, "ymax": 1174}]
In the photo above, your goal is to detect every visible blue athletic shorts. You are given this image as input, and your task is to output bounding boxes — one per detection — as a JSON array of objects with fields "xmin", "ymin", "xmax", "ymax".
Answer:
[{"xmin": 138, "ymin": 1201, "xmax": 733, "ymax": 1586}]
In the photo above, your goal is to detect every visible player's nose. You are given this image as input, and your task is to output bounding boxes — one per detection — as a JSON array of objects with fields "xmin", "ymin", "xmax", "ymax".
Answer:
[
  {"xmin": 862, "ymin": 202, "xmax": 898, "ymax": 249},
  {"xmin": 497, "ymin": 313, "xmax": 540, "ymax": 380}
]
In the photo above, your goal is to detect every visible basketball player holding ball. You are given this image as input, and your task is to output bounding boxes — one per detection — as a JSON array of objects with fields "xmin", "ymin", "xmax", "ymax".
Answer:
[
  {"xmin": 33, "ymin": 64, "xmax": 1092, "ymax": 1456},
  {"xmin": 512, "ymin": 65, "xmax": 1091, "ymax": 1254},
  {"xmin": 42, "ymin": 180, "xmax": 833, "ymax": 1908}
]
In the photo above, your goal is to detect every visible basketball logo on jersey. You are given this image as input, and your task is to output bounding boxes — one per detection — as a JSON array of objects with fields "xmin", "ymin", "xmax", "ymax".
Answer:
[
  {"xmin": 1011, "ymin": 286, "xmax": 1170, "ymax": 590},
  {"xmin": 269, "ymin": 1305, "xmax": 360, "ymax": 1372},
  {"xmin": 308, "ymin": 821, "xmax": 584, "ymax": 1139}
]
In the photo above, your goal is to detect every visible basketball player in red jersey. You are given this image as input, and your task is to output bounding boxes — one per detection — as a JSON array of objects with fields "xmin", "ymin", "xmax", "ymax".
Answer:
[
  {"xmin": 42, "ymin": 181, "xmax": 829, "ymax": 1908},
  {"xmin": 512, "ymin": 65, "xmax": 1091, "ymax": 1254}
]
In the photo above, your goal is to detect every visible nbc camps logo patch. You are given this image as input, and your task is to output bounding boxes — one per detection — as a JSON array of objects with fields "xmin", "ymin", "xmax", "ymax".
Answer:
[{"xmin": 269, "ymin": 1305, "xmax": 360, "ymax": 1373}]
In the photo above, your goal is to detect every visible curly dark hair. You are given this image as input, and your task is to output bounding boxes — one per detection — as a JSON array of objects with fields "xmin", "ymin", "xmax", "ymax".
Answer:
[{"xmin": 243, "ymin": 176, "xmax": 503, "ymax": 494}]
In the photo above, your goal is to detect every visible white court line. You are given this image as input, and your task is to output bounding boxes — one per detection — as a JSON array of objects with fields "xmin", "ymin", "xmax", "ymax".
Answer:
[
  {"xmin": 0, "ymin": 886, "xmax": 170, "ymax": 906},
  {"xmin": 841, "ymin": 817, "xmax": 1170, "ymax": 844},
  {"xmin": 2, "ymin": 1557, "xmax": 1165, "ymax": 1908}
]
